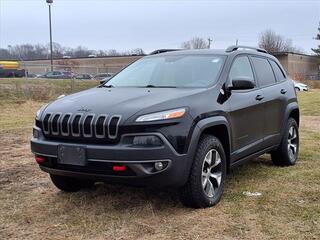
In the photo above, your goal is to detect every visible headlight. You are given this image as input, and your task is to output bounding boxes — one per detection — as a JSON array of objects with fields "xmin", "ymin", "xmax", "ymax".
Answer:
[
  {"xmin": 136, "ymin": 108, "xmax": 186, "ymax": 122},
  {"xmin": 35, "ymin": 103, "xmax": 49, "ymax": 120}
]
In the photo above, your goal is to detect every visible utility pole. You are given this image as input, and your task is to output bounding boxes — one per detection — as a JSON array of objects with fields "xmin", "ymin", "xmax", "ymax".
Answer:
[
  {"xmin": 46, "ymin": 0, "xmax": 54, "ymax": 72},
  {"xmin": 208, "ymin": 37, "xmax": 213, "ymax": 49}
]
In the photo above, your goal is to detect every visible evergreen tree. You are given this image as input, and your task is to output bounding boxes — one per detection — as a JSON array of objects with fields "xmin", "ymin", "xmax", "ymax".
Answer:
[{"xmin": 311, "ymin": 22, "xmax": 320, "ymax": 56}]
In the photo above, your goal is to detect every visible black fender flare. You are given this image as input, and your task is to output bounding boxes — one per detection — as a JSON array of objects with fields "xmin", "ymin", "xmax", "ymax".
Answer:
[
  {"xmin": 184, "ymin": 115, "xmax": 232, "ymax": 174},
  {"xmin": 281, "ymin": 102, "xmax": 299, "ymax": 136}
]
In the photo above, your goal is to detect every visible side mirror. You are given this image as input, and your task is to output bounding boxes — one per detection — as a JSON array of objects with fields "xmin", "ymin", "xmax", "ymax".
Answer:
[{"xmin": 230, "ymin": 78, "xmax": 255, "ymax": 90}]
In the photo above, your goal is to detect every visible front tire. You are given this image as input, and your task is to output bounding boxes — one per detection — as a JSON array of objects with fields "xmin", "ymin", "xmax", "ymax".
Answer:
[
  {"xmin": 50, "ymin": 174, "xmax": 95, "ymax": 192},
  {"xmin": 271, "ymin": 118, "xmax": 299, "ymax": 166},
  {"xmin": 179, "ymin": 135, "xmax": 227, "ymax": 208}
]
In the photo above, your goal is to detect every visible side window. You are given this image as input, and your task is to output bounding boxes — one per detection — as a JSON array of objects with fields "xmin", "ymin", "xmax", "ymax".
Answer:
[
  {"xmin": 229, "ymin": 56, "xmax": 254, "ymax": 83},
  {"xmin": 269, "ymin": 60, "xmax": 286, "ymax": 82},
  {"xmin": 251, "ymin": 57, "xmax": 276, "ymax": 87}
]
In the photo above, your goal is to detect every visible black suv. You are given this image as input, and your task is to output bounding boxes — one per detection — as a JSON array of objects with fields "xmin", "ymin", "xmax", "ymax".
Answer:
[{"xmin": 31, "ymin": 46, "xmax": 299, "ymax": 208}]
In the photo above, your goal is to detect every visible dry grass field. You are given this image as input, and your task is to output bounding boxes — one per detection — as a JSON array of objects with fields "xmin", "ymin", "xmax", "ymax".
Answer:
[{"xmin": 0, "ymin": 79, "xmax": 319, "ymax": 240}]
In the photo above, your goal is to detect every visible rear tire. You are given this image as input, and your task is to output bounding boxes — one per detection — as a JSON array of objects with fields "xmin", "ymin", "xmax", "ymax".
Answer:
[
  {"xmin": 271, "ymin": 118, "xmax": 299, "ymax": 166},
  {"xmin": 50, "ymin": 174, "xmax": 95, "ymax": 192},
  {"xmin": 179, "ymin": 135, "xmax": 227, "ymax": 208}
]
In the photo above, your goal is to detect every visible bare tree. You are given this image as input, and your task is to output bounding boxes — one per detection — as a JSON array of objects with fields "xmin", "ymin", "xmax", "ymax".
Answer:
[
  {"xmin": 96, "ymin": 50, "xmax": 107, "ymax": 57},
  {"xmin": 0, "ymin": 43, "xmax": 145, "ymax": 60},
  {"xmin": 51, "ymin": 42, "xmax": 65, "ymax": 58},
  {"xmin": 0, "ymin": 48, "xmax": 11, "ymax": 59},
  {"xmin": 106, "ymin": 49, "xmax": 121, "ymax": 56},
  {"xmin": 72, "ymin": 46, "xmax": 95, "ymax": 58},
  {"xmin": 258, "ymin": 30, "xmax": 302, "ymax": 53},
  {"xmin": 181, "ymin": 37, "xmax": 209, "ymax": 49}
]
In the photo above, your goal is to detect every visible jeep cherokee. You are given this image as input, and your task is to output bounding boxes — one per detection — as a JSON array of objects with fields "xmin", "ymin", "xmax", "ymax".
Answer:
[{"xmin": 31, "ymin": 46, "xmax": 300, "ymax": 208}]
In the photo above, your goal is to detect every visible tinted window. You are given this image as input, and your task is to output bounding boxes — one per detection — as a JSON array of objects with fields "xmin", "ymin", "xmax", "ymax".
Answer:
[
  {"xmin": 270, "ymin": 60, "xmax": 286, "ymax": 81},
  {"xmin": 251, "ymin": 57, "xmax": 276, "ymax": 86},
  {"xmin": 229, "ymin": 56, "xmax": 254, "ymax": 83}
]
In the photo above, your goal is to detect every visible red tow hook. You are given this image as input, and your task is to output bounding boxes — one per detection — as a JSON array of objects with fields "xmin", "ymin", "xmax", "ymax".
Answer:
[
  {"xmin": 113, "ymin": 165, "xmax": 126, "ymax": 172},
  {"xmin": 35, "ymin": 156, "xmax": 45, "ymax": 164}
]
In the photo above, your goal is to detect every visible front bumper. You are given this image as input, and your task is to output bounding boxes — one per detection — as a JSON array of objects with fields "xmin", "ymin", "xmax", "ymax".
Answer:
[{"xmin": 31, "ymin": 131, "xmax": 190, "ymax": 187}]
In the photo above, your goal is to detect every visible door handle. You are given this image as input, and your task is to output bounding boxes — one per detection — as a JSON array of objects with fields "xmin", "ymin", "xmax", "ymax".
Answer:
[
  {"xmin": 255, "ymin": 94, "xmax": 264, "ymax": 101},
  {"xmin": 280, "ymin": 89, "xmax": 287, "ymax": 94}
]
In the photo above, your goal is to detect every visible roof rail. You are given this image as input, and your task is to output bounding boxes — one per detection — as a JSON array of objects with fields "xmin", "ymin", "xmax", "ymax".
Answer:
[
  {"xmin": 226, "ymin": 45, "xmax": 268, "ymax": 54},
  {"xmin": 149, "ymin": 49, "xmax": 181, "ymax": 55}
]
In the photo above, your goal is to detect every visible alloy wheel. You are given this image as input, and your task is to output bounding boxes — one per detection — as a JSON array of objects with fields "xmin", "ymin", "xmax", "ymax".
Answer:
[
  {"xmin": 201, "ymin": 149, "xmax": 222, "ymax": 198},
  {"xmin": 288, "ymin": 126, "xmax": 298, "ymax": 160}
]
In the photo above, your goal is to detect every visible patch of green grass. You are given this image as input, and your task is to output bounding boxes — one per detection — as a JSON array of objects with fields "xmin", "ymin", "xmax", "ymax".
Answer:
[{"xmin": 297, "ymin": 89, "xmax": 320, "ymax": 116}]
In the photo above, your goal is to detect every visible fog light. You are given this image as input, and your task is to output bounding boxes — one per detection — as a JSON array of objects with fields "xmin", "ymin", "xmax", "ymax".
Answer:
[
  {"xmin": 132, "ymin": 135, "xmax": 162, "ymax": 146},
  {"xmin": 154, "ymin": 162, "xmax": 164, "ymax": 171}
]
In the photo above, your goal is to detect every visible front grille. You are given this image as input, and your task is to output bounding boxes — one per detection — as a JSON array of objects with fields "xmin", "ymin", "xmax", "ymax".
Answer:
[{"xmin": 42, "ymin": 113, "xmax": 121, "ymax": 142}]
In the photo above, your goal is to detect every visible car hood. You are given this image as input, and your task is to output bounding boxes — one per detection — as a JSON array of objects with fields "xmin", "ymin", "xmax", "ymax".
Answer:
[{"xmin": 42, "ymin": 87, "xmax": 206, "ymax": 121}]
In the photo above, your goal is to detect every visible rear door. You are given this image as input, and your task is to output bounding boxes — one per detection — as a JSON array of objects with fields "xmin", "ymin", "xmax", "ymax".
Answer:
[
  {"xmin": 250, "ymin": 56, "xmax": 287, "ymax": 148},
  {"xmin": 227, "ymin": 55, "xmax": 265, "ymax": 161}
]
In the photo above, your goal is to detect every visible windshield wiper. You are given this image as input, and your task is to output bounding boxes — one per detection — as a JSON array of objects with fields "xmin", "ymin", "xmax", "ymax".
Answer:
[
  {"xmin": 143, "ymin": 85, "xmax": 176, "ymax": 88},
  {"xmin": 100, "ymin": 84, "xmax": 114, "ymax": 88}
]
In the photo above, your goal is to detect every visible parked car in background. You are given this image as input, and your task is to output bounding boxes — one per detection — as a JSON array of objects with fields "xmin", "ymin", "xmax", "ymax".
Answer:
[
  {"xmin": 88, "ymin": 54, "xmax": 97, "ymax": 58},
  {"xmin": 75, "ymin": 73, "xmax": 93, "ymax": 80},
  {"xmin": 26, "ymin": 73, "xmax": 39, "ymax": 78},
  {"xmin": 292, "ymin": 80, "xmax": 308, "ymax": 91},
  {"xmin": 62, "ymin": 56, "xmax": 71, "ymax": 59},
  {"xmin": 43, "ymin": 71, "xmax": 74, "ymax": 79}
]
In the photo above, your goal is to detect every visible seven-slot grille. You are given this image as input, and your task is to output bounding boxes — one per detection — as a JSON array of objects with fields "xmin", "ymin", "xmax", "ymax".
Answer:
[{"xmin": 42, "ymin": 113, "xmax": 121, "ymax": 140}]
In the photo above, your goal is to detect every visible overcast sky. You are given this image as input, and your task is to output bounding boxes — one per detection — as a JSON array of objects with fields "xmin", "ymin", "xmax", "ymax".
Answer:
[{"xmin": 0, "ymin": 0, "xmax": 319, "ymax": 54}]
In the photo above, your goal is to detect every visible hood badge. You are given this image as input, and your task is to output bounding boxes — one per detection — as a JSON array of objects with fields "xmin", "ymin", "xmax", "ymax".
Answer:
[{"xmin": 77, "ymin": 107, "xmax": 92, "ymax": 112}]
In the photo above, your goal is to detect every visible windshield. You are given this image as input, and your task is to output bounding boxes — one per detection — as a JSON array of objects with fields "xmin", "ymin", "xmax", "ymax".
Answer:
[{"xmin": 105, "ymin": 55, "xmax": 226, "ymax": 88}]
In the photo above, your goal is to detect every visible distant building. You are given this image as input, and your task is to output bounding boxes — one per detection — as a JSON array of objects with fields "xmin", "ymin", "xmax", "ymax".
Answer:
[
  {"xmin": 273, "ymin": 52, "xmax": 319, "ymax": 80},
  {"xmin": 17, "ymin": 51, "xmax": 319, "ymax": 81}
]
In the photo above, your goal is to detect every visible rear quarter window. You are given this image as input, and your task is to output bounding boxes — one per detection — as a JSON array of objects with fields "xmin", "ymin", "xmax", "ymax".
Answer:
[
  {"xmin": 269, "ymin": 60, "xmax": 286, "ymax": 81},
  {"xmin": 251, "ymin": 57, "xmax": 276, "ymax": 87}
]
